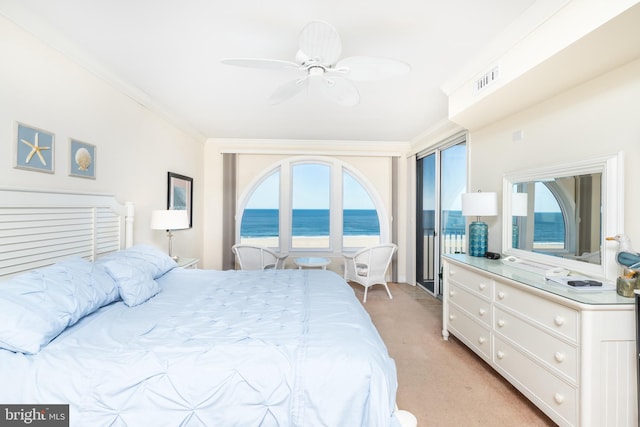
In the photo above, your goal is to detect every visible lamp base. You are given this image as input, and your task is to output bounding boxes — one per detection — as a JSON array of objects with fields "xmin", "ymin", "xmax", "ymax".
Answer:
[{"xmin": 468, "ymin": 221, "xmax": 488, "ymax": 257}]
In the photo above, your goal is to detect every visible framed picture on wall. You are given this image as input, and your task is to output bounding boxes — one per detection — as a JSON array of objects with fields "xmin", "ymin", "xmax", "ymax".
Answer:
[
  {"xmin": 14, "ymin": 122, "xmax": 55, "ymax": 174},
  {"xmin": 167, "ymin": 172, "xmax": 193, "ymax": 228},
  {"xmin": 69, "ymin": 139, "xmax": 96, "ymax": 179}
]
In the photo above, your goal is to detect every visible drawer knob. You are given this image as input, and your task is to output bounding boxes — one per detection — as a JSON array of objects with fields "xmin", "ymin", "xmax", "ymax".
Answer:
[
  {"xmin": 554, "ymin": 393, "xmax": 565, "ymax": 404},
  {"xmin": 449, "ymin": 314, "xmax": 455, "ymax": 321},
  {"xmin": 497, "ymin": 291, "xmax": 506, "ymax": 299},
  {"xmin": 497, "ymin": 319, "xmax": 506, "ymax": 328},
  {"xmin": 496, "ymin": 350, "xmax": 505, "ymax": 360},
  {"xmin": 554, "ymin": 352, "xmax": 566, "ymax": 363},
  {"xmin": 479, "ymin": 308, "xmax": 486, "ymax": 316},
  {"xmin": 478, "ymin": 337, "xmax": 486, "ymax": 344},
  {"xmin": 449, "ymin": 269, "xmax": 456, "ymax": 276},
  {"xmin": 479, "ymin": 283, "xmax": 486, "ymax": 290},
  {"xmin": 449, "ymin": 290, "xmax": 455, "ymax": 297},
  {"xmin": 554, "ymin": 316, "xmax": 565, "ymax": 326}
]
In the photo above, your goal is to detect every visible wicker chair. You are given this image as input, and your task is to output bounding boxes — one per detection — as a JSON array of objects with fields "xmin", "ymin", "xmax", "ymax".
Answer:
[
  {"xmin": 232, "ymin": 244, "xmax": 288, "ymax": 270},
  {"xmin": 343, "ymin": 243, "xmax": 396, "ymax": 303}
]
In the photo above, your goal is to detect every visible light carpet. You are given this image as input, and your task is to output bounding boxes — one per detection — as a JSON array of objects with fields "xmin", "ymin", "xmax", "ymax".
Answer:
[{"xmin": 349, "ymin": 281, "xmax": 557, "ymax": 427}]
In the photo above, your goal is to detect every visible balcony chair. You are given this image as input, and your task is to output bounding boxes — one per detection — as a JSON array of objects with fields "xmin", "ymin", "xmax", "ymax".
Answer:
[
  {"xmin": 231, "ymin": 244, "xmax": 288, "ymax": 270},
  {"xmin": 343, "ymin": 243, "xmax": 397, "ymax": 303}
]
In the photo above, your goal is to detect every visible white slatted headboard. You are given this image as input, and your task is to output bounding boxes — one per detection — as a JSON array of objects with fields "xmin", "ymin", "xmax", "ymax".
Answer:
[{"xmin": 0, "ymin": 188, "xmax": 134, "ymax": 278}]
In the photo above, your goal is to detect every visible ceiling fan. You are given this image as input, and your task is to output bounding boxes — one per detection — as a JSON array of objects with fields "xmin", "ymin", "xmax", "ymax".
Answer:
[{"xmin": 221, "ymin": 21, "xmax": 410, "ymax": 107}]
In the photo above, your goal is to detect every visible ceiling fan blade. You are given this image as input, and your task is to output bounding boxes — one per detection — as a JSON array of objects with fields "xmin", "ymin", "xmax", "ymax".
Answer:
[
  {"xmin": 268, "ymin": 77, "xmax": 309, "ymax": 105},
  {"xmin": 335, "ymin": 56, "xmax": 410, "ymax": 81},
  {"xmin": 322, "ymin": 76, "xmax": 359, "ymax": 107},
  {"xmin": 298, "ymin": 21, "xmax": 342, "ymax": 65},
  {"xmin": 221, "ymin": 58, "xmax": 300, "ymax": 71}
]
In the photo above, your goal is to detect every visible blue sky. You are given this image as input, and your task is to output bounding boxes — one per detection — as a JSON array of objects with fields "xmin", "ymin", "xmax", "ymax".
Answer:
[
  {"xmin": 422, "ymin": 144, "xmax": 466, "ymax": 211},
  {"xmin": 244, "ymin": 165, "xmax": 375, "ymax": 210}
]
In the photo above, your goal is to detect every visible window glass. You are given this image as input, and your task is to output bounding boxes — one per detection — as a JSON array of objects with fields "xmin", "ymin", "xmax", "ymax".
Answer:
[
  {"xmin": 238, "ymin": 158, "xmax": 386, "ymax": 253},
  {"xmin": 240, "ymin": 171, "xmax": 279, "ymax": 246},
  {"xmin": 291, "ymin": 163, "xmax": 330, "ymax": 249},
  {"xmin": 343, "ymin": 170, "xmax": 380, "ymax": 247},
  {"xmin": 533, "ymin": 181, "xmax": 565, "ymax": 249}
]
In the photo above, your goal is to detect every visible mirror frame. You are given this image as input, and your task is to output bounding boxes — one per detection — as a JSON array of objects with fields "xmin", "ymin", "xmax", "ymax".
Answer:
[{"xmin": 502, "ymin": 152, "xmax": 624, "ymax": 280}]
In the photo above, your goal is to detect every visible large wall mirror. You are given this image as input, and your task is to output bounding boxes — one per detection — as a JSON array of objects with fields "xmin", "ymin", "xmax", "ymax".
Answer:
[{"xmin": 502, "ymin": 152, "xmax": 624, "ymax": 280}]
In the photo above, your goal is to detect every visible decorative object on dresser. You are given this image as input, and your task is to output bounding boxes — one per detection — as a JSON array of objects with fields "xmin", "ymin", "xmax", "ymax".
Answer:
[
  {"xmin": 150, "ymin": 209, "xmax": 189, "ymax": 260},
  {"xmin": 167, "ymin": 172, "xmax": 193, "ymax": 228},
  {"xmin": 442, "ymin": 254, "xmax": 636, "ymax": 427},
  {"xmin": 69, "ymin": 139, "xmax": 96, "ymax": 179},
  {"xmin": 14, "ymin": 122, "xmax": 55, "ymax": 174},
  {"xmin": 461, "ymin": 190, "xmax": 498, "ymax": 257}
]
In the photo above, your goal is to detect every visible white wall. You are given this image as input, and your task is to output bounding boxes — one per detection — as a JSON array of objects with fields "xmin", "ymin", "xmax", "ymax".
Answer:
[
  {"xmin": 0, "ymin": 15, "xmax": 205, "ymax": 259},
  {"xmin": 468, "ymin": 58, "xmax": 640, "ymax": 253}
]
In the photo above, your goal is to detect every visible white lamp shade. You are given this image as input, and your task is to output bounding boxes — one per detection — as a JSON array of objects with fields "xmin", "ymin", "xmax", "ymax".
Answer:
[
  {"xmin": 512, "ymin": 193, "xmax": 528, "ymax": 217},
  {"xmin": 150, "ymin": 210, "xmax": 189, "ymax": 230},
  {"xmin": 461, "ymin": 192, "xmax": 498, "ymax": 217}
]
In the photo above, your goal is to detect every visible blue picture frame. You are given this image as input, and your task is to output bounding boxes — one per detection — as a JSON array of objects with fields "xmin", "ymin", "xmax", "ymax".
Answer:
[
  {"xmin": 15, "ymin": 123, "xmax": 55, "ymax": 174},
  {"xmin": 69, "ymin": 139, "xmax": 96, "ymax": 179}
]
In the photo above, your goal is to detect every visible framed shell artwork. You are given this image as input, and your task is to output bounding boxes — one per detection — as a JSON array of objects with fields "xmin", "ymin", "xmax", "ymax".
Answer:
[{"xmin": 69, "ymin": 139, "xmax": 96, "ymax": 179}]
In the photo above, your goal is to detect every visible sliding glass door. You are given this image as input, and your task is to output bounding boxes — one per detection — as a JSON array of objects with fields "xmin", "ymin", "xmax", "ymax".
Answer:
[{"xmin": 416, "ymin": 138, "xmax": 466, "ymax": 296}]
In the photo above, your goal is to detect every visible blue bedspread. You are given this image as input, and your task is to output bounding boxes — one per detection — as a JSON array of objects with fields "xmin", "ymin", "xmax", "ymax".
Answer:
[{"xmin": 0, "ymin": 268, "xmax": 399, "ymax": 426}]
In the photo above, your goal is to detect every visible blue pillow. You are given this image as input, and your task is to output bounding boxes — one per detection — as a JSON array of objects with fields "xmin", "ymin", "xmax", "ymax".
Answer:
[
  {"xmin": 96, "ymin": 244, "xmax": 177, "ymax": 279},
  {"xmin": 98, "ymin": 258, "xmax": 160, "ymax": 307},
  {"xmin": 95, "ymin": 245, "xmax": 176, "ymax": 307},
  {"xmin": 0, "ymin": 257, "xmax": 119, "ymax": 354}
]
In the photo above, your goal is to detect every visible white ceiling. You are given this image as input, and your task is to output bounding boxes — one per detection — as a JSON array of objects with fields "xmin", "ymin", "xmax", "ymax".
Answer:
[{"xmin": 2, "ymin": 0, "xmax": 536, "ymax": 142}]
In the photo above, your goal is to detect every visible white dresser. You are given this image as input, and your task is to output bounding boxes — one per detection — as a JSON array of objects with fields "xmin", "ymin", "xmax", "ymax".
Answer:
[{"xmin": 442, "ymin": 254, "xmax": 636, "ymax": 427}]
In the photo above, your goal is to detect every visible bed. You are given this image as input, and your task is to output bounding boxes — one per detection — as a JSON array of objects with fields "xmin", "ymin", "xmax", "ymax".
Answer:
[{"xmin": 0, "ymin": 189, "xmax": 401, "ymax": 427}]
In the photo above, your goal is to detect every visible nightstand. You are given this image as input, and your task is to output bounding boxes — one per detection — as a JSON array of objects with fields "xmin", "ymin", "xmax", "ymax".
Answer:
[{"xmin": 176, "ymin": 257, "xmax": 199, "ymax": 269}]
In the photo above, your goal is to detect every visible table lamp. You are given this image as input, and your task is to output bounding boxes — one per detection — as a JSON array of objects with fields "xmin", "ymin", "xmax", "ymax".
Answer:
[
  {"xmin": 511, "ymin": 192, "xmax": 528, "ymax": 249},
  {"xmin": 150, "ymin": 209, "xmax": 189, "ymax": 260},
  {"xmin": 461, "ymin": 191, "xmax": 498, "ymax": 257}
]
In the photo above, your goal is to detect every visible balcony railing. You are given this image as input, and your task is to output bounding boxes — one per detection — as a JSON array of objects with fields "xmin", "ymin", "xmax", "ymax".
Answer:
[{"xmin": 422, "ymin": 230, "xmax": 466, "ymax": 281}]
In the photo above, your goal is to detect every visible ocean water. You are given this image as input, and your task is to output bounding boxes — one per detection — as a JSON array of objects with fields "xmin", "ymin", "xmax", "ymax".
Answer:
[
  {"xmin": 241, "ymin": 209, "xmax": 565, "ymax": 242},
  {"xmin": 422, "ymin": 210, "xmax": 564, "ymax": 243},
  {"xmin": 241, "ymin": 209, "xmax": 380, "ymax": 238}
]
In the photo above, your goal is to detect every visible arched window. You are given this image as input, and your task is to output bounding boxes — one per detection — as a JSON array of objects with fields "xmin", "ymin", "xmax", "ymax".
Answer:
[
  {"xmin": 533, "ymin": 181, "xmax": 566, "ymax": 250},
  {"xmin": 240, "ymin": 170, "xmax": 280, "ymax": 246},
  {"xmin": 238, "ymin": 157, "xmax": 387, "ymax": 253}
]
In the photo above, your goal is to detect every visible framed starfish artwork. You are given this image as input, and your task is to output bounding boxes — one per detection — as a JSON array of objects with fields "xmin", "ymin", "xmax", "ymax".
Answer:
[
  {"xmin": 69, "ymin": 139, "xmax": 96, "ymax": 179},
  {"xmin": 14, "ymin": 122, "xmax": 55, "ymax": 173}
]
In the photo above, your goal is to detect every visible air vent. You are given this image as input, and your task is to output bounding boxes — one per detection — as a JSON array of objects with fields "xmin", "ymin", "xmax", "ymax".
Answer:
[{"xmin": 475, "ymin": 65, "xmax": 500, "ymax": 93}]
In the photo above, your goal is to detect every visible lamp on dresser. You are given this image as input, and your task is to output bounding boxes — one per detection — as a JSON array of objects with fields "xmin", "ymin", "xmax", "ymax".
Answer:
[
  {"xmin": 150, "ymin": 209, "xmax": 189, "ymax": 260},
  {"xmin": 461, "ymin": 190, "xmax": 498, "ymax": 257}
]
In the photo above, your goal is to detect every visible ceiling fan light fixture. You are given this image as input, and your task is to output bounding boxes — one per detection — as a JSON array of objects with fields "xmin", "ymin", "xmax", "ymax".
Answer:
[
  {"xmin": 308, "ymin": 66, "xmax": 325, "ymax": 77},
  {"xmin": 221, "ymin": 20, "xmax": 409, "ymax": 106}
]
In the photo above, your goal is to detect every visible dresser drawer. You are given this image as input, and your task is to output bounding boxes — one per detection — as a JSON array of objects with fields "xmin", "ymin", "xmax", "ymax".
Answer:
[
  {"xmin": 494, "ymin": 281, "xmax": 578, "ymax": 342},
  {"xmin": 447, "ymin": 303, "xmax": 491, "ymax": 361},
  {"xmin": 494, "ymin": 336, "xmax": 577, "ymax": 426},
  {"xmin": 446, "ymin": 263, "xmax": 493, "ymax": 298},
  {"xmin": 494, "ymin": 307, "xmax": 578, "ymax": 383},
  {"xmin": 448, "ymin": 283, "xmax": 491, "ymax": 327}
]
